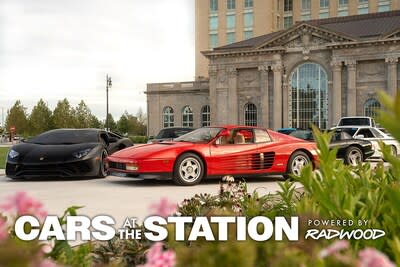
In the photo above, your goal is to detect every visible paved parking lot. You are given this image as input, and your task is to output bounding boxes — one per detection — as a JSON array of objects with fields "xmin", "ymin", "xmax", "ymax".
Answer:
[{"xmin": 0, "ymin": 174, "xmax": 292, "ymax": 227}]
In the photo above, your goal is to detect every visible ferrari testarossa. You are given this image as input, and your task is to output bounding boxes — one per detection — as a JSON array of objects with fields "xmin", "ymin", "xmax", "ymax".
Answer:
[
  {"xmin": 6, "ymin": 129, "xmax": 133, "ymax": 179},
  {"xmin": 106, "ymin": 125, "xmax": 318, "ymax": 186}
]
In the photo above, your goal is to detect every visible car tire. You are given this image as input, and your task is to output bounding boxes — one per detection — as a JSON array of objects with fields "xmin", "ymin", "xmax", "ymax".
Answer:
[
  {"xmin": 97, "ymin": 149, "xmax": 108, "ymax": 178},
  {"xmin": 286, "ymin": 151, "xmax": 310, "ymax": 178},
  {"xmin": 344, "ymin": 146, "xmax": 363, "ymax": 166},
  {"xmin": 173, "ymin": 153, "xmax": 205, "ymax": 186}
]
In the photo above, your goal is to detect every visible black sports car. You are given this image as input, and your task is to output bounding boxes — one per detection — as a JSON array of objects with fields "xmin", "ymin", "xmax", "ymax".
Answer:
[
  {"xmin": 288, "ymin": 129, "xmax": 374, "ymax": 165},
  {"xmin": 5, "ymin": 129, "xmax": 133, "ymax": 179}
]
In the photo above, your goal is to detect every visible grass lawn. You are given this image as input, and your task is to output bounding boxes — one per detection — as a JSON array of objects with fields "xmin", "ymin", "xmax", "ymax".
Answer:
[{"xmin": 0, "ymin": 147, "xmax": 9, "ymax": 169}]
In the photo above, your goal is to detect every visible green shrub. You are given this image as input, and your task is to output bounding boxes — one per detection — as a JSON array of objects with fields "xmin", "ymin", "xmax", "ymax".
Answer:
[{"xmin": 129, "ymin": 135, "xmax": 148, "ymax": 144}]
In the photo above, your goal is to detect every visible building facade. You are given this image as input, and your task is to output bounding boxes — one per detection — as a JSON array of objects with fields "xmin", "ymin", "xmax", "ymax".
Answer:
[
  {"xmin": 196, "ymin": 0, "xmax": 400, "ymax": 78},
  {"xmin": 147, "ymin": 11, "xmax": 400, "ymax": 136}
]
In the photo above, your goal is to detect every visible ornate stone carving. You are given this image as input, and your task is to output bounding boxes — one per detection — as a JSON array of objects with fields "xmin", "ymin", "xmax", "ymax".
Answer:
[
  {"xmin": 258, "ymin": 64, "xmax": 269, "ymax": 72},
  {"xmin": 271, "ymin": 64, "xmax": 283, "ymax": 73},
  {"xmin": 330, "ymin": 61, "xmax": 342, "ymax": 71},
  {"xmin": 345, "ymin": 60, "xmax": 357, "ymax": 70},
  {"xmin": 385, "ymin": 57, "xmax": 399, "ymax": 64},
  {"xmin": 239, "ymin": 70, "xmax": 257, "ymax": 87}
]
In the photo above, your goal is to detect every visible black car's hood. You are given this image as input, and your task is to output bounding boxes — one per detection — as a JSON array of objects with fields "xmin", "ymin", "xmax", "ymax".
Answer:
[{"xmin": 9, "ymin": 142, "xmax": 101, "ymax": 163}]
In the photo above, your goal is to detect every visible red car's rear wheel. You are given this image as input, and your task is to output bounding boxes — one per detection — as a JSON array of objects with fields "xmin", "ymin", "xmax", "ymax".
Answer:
[
  {"xmin": 287, "ymin": 151, "xmax": 310, "ymax": 177},
  {"xmin": 173, "ymin": 153, "xmax": 204, "ymax": 186}
]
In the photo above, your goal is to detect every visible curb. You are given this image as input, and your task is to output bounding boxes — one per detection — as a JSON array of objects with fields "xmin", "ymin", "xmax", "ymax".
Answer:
[{"xmin": 0, "ymin": 169, "xmax": 5, "ymax": 176}]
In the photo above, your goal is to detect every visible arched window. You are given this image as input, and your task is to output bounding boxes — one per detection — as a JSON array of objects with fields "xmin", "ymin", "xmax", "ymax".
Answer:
[
  {"xmin": 244, "ymin": 103, "xmax": 257, "ymax": 126},
  {"xmin": 201, "ymin": 105, "xmax": 210, "ymax": 127},
  {"xmin": 364, "ymin": 99, "xmax": 381, "ymax": 118},
  {"xmin": 290, "ymin": 62, "xmax": 328, "ymax": 129},
  {"xmin": 162, "ymin": 106, "xmax": 174, "ymax": 128},
  {"xmin": 182, "ymin": 106, "xmax": 194, "ymax": 127}
]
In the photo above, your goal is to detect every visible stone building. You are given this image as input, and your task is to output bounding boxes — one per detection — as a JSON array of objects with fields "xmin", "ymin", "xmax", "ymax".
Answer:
[
  {"xmin": 146, "ymin": 11, "xmax": 400, "ymax": 136},
  {"xmin": 195, "ymin": 0, "xmax": 400, "ymax": 78}
]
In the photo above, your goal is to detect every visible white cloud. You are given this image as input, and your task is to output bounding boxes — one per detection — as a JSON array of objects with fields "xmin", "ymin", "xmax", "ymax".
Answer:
[{"xmin": 0, "ymin": 0, "xmax": 195, "ymax": 124}]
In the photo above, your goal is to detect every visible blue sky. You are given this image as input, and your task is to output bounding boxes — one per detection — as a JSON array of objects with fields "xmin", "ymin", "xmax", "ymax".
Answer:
[{"xmin": 0, "ymin": 0, "xmax": 195, "ymax": 125}]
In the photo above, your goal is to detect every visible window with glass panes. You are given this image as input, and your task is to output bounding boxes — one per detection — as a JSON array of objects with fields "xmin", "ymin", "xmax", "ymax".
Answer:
[
  {"xmin": 284, "ymin": 0, "xmax": 293, "ymax": 11},
  {"xmin": 338, "ymin": 9, "xmax": 348, "ymax": 16},
  {"xmin": 284, "ymin": 16, "xmax": 293, "ymax": 29},
  {"xmin": 201, "ymin": 105, "xmax": 210, "ymax": 126},
  {"xmin": 364, "ymin": 99, "xmax": 381, "ymax": 117},
  {"xmin": 245, "ymin": 0, "xmax": 253, "ymax": 8},
  {"xmin": 244, "ymin": 103, "xmax": 257, "ymax": 126},
  {"xmin": 244, "ymin": 12, "xmax": 253, "ymax": 27},
  {"xmin": 378, "ymin": 1, "xmax": 391, "ymax": 12},
  {"xmin": 227, "ymin": 32, "xmax": 235, "ymax": 44},
  {"xmin": 182, "ymin": 106, "xmax": 193, "ymax": 127},
  {"xmin": 320, "ymin": 0, "xmax": 329, "ymax": 8},
  {"xmin": 163, "ymin": 107, "xmax": 174, "ymax": 128},
  {"xmin": 210, "ymin": 0, "xmax": 218, "ymax": 11},
  {"xmin": 244, "ymin": 30, "xmax": 253, "ymax": 39},
  {"xmin": 339, "ymin": 0, "xmax": 348, "ymax": 7},
  {"xmin": 209, "ymin": 34, "xmax": 218, "ymax": 48},
  {"xmin": 302, "ymin": 0, "xmax": 311, "ymax": 10},
  {"xmin": 209, "ymin": 16, "xmax": 218, "ymax": 31},
  {"xmin": 227, "ymin": 0, "xmax": 235, "ymax": 10},
  {"xmin": 227, "ymin": 14, "xmax": 236, "ymax": 29}
]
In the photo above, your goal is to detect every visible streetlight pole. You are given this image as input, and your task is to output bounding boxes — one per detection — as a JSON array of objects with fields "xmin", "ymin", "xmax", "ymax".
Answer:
[{"xmin": 106, "ymin": 74, "xmax": 112, "ymax": 131}]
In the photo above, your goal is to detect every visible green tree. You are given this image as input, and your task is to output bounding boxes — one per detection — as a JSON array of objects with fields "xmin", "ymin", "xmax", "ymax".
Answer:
[
  {"xmin": 89, "ymin": 115, "xmax": 103, "ymax": 129},
  {"xmin": 105, "ymin": 113, "xmax": 117, "ymax": 131},
  {"xmin": 117, "ymin": 112, "xmax": 130, "ymax": 134},
  {"xmin": 29, "ymin": 99, "xmax": 53, "ymax": 135},
  {"xmin": 74, "ymin": 100, "xmax": 92, "ymax": 128},
  {"xmin": 52, "ymin": 98, "xmax": 76, "ymax": 128},
  {"xmin": 5, "ymin": 100, "xmax": 28, "ymax": 135},
  {"xmin": 136, "ymin": 108, "xmax": 147, "ymax": 135}
]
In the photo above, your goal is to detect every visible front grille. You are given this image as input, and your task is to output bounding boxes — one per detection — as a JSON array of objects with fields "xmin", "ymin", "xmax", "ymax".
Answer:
[
  {"xmin": 109, "ymin": 161, "xmax": 126, "ymax": 170},
  {"xmin": 7, "ymin": 161, "xmax": 92, "ymax": 177}
]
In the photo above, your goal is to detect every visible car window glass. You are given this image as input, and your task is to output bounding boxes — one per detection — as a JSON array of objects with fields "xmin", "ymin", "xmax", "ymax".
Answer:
[
  {"xmin": 358, "ymin": 129, "xmax": 374, "ymax": 138},
  {"xmin": 231, "ymin": 129, "xmax": 254, "ymax": 144},
  {"xmin": 371, "ymin": 128, "xmax": 383, "ymax": 138},
  {"xmin": 254, "ymin": 129, "xmax": 271, "ymax": 143},
  {"xmin": 339, "ymin": 118, "xmax": 371, "ymax": 126}
]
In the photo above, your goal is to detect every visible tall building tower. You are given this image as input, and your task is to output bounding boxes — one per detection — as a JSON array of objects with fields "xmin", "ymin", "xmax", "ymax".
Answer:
[{"xmin": 195, "ymin": 0, "xmax": 400, "ymax": 79}]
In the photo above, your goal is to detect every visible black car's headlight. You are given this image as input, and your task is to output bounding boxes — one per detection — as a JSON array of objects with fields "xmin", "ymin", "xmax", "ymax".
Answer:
[
  {"xmin": 72, "ymin": 148, "xmax": 93, "ymax": 159},
  {"xmin": 8, "ymin": 149, "xmax": 19, "ymax": 159}
]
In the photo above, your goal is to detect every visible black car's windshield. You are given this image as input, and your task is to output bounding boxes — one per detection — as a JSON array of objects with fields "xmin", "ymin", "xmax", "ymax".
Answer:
[
  {"xmin": 27, "ymin": 130, "xmax": 99, "ymax": 144},
  {"xmin": 174, "ymin": 127, "xmax": 223, "ymax": 143},
  {"xmin": 338, "ymin": 118, "xmax": 373, "ymax": 126}
]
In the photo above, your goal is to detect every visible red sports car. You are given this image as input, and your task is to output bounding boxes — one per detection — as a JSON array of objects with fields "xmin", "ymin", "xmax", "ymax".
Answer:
[{"xmin": 106, "ymin": 125, "xmax": 318, "ymax": 186}]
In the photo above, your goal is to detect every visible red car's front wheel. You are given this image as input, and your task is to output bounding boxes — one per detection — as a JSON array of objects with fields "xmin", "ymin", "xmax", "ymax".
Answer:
[{"xmin": 173, "ymin": 153, "xmax": 205, "ymax": 186}]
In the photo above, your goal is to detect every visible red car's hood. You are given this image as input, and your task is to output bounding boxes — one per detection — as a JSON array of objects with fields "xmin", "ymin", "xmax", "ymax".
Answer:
[{"xmin": 108, "ymin": 141, "xmax": 192, "ymax": 160}]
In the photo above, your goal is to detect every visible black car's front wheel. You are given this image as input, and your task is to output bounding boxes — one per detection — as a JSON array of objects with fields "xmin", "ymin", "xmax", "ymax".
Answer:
[
  {"xmin": 344, "ymin": 146, "xmax": 363, "ymax": 166},
  {"xmin": 97, "ymin": 149, "xmax": 108, "ymax": 178},
  {"xmin": 173, "ymin": 153, "xmax": 204, "ymax": 186},
  {"xmin": 287, "ymin": 151, "xmax": 310, "ymax": 178}
]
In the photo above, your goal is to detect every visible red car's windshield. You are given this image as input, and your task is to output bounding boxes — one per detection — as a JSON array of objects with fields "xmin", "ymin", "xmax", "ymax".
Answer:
[{"xmin": 174, "ymin": 127, "xmax": 223, "ymax": 143}]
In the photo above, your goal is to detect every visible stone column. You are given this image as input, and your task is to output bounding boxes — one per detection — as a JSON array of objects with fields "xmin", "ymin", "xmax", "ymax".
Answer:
[
  {"xmin": 331, "ymin": 60, "xmax": 342, "ymax": 125},
  {"xmin": 272, "ymin": 63, "xmax": 283, "ymax": 130},
  {"xmin": 208, "ymin": 65, "xmax": 217, "ymax": 125},
  {"xmin": 345, "ymin": 60, "xmax": 357, "ymax": 116},
  {"xmin": 227, "ymin": 66, "xmax": 238, "ymax": 124},
  {"xmin": 386, "ymin": 57, "xmax": 398, "ymax": 97},
  {"xmin": 258, "ymin": 64, "xmax": 269, "ymax": 128}
]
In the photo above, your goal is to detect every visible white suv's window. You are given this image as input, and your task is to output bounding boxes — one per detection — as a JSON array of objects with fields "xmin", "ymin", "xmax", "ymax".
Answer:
[{"xmin": 338, "ymin": 117, "xmax": 375, "ymax": 127}]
